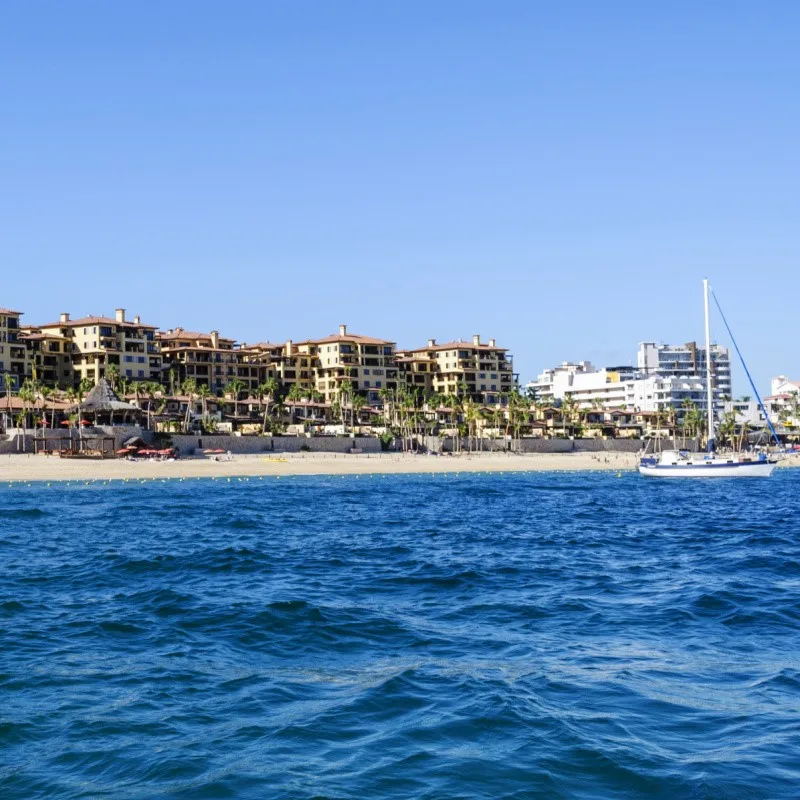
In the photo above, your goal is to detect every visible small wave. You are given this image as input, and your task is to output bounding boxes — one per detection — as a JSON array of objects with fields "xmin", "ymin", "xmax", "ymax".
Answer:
[
  {"xmin": 0, "ymin": 599, "xmax": 25, "ymax": 614},
  {"xmin": 0, "ymin": 507, "xmax": 49, "ymax": 519}
]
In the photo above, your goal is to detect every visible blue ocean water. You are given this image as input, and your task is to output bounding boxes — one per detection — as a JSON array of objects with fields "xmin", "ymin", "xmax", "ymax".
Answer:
[{"xmin": 1, "ymin": 471, "xmax": 799, "ymax": 799}]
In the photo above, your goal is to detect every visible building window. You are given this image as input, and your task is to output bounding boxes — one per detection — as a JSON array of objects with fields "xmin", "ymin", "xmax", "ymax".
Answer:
[
  {"xmin": 125, "ymin": 369, "xmax": 132, "ymax": 377},
  {"xmin": 363, "ymin": 369, "xmax": 370, "ymax": 375}
]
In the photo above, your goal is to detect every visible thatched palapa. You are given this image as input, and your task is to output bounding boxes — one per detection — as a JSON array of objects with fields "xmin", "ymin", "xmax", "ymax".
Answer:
[{"xmin": 80, "ymin": 379, "xmax": 137, "ymax": 413}]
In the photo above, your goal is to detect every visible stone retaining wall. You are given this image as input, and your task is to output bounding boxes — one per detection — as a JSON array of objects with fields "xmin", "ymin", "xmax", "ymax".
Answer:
[{"xmin": 168, "ymin": 434, "xmax": 381, "ymax": 456}]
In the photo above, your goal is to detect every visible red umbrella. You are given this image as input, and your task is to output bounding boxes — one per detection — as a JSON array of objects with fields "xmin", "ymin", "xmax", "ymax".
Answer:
[
  {"xmin": 116, "ymin": 448, "xmax": 130, "ymax": 455},
  {"xmin": 214, "ymin": 449, "xmax": 226, "ymax": 454},
  {"xmin": 80, "ymin": 419, "xmax": 91, "ymax": 426},
  {"xmin": 60, "ymin": 420, "xmax": 71, "ymax": 426}
]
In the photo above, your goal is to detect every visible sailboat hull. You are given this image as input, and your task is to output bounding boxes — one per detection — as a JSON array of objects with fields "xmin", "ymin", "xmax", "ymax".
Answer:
[{"xmin": 639, "ymin": 460, "xmax": 777, "ymax": 478}]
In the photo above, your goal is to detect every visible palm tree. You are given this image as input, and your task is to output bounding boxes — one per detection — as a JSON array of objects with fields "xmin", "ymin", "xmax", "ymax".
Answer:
[
  {"xmin": 257, "ymin": 377, "xmax": 279, "ymax": 432},
  {"xmin": 196, "ymin": 383, "xmax": 212, "ymax": 426},
  {"xmin": 560, "ymin": 392, "xmax": 576, "ymax": 437},
  {"xmin": 2, "ymin": 373, "xmax": 14, "ymax": 429},
  {"xmin": 224, "ymin": 378, "xmax": 245, "ymax": 422},
  {"xmin": 78, "ymin": 377, "xmax": 94, "ymax": 397},
  {"xmin": 106, "ymin": 363, "xmax": 120, "ymax": 390},
  {"xmin": 138, "ymin": 381, "xmax": 158, "ymax": 430},
  {"xmin": 285, "ymin": 383, "xmax": 305, "ymax": 425},
  {"xmin": 181, "ymin": 378, "xmax": 198, "ymax": 432},
  {"xmin": 18, "ymin": 380, "xmax": 37, "ymax": 450},
  {"xmin": 351, "ymin": 393, "xmax": 366, "ymax": 434},
  {"xmin": 117, "ymin": 376, "xmax": 131, "ymax": 400},
  {"xmin": 39, "ymin": 384, "xmax": 56, "ymax": 429},
  {"xmin": 379, "ymin": 387, "xmax": 394, "ymax": 429},
  {"xmin": 338, "ymin": 379, "xmax": 353, "ymax": 434},
  {"xmin": 65, "ymin": 386, "xmax": 81, "ymax": 442},
  {"xmin": 717, "ymin": 411, "xmax": 737, "ymax": 449}
]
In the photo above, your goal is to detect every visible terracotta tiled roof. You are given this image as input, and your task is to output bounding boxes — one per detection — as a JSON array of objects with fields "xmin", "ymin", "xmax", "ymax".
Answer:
[
  {"xmin": 313, "ymin": 332, "xmax": 393, "ymax": 345},
  {"xmin": 0, "ymin": 307, "xmax": 22, "ymax": 315},
  {"xmin": 238, "ymin": 341, "xmax": 284, "ymax": 351},
  {"xmin": 157, "ymin": 328, "xmax": 234, "ymax": 342},
  {"xmin": 401, "ymin": 340, "xmax": 507, "ymax": 354},
  {"xmin": 38, "ymin": 315, "xmax": 157, "ymax": 329},
  {"xmin": 1, "ymin": 397, "xmax": 72, "ymax": 410}
]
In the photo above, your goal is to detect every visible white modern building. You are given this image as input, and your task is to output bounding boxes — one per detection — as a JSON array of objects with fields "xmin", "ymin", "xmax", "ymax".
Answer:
[
  {"xmin": 528, "ymin": 340, "xmax": 733, "ymax": 419},
  {"xmin": 725, "ymin": 398, "xmax": 768, "ymax": 429},
  {"xmin": 764, "ymin": 376, "xmax": 800, "ymax": 427},
  {"xmin": 624, "ymin": 374, "xmax": 709, "ymax": 415},
  {"xmin": 770, "ymin": 375, "xmax": 800, "ymax": 397},
  {"xmin": 526, "ymin": 361, "xmax": 596, "ymax": 403},
  {"xmin": 638, "ymin": 341, "xmax": 731, "ymax": 400}
]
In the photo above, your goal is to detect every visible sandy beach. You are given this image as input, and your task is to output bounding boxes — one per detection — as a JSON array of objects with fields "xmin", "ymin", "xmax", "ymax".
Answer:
[
  {"xmin": 0, "ymin": 450, "xmax": 644, "ymax": 483},
  {"xmin": 2, "ymin": 450, "xmax": 796, "ymax": 484}
]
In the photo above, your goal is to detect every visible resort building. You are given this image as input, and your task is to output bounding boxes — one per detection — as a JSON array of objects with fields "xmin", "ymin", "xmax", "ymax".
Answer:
[
  {"xmin": 312, "ymin": 325, "xmax": 397, "ymax": 405},
  {"xmin": 33, "ymin": 309, "xmax": 162, "ymax": 387},
  {"xmin": 526, "ymin": 361, "xmax": 596, "ymax": 403},
  {"xmin": 21, "ymin": 327, "xmax": 74, "ymax": 388},
  {"xmin": 764, "ymin": 376, "xmax": 800, "ymax": 427},
  {"xmin": 638, "ymin": 341, "xmax": 731, "ymax": 400},
  {"xmin": 624, "ymin": 374, "xmax": 712, "ymax": 416},
  {"xmin": 237, "ymin": 340, "xmax": 315, "ymax": 396},
  {"xmin": 396, "ymin": 335, "xmax": 515, "ymax": 404},
  {"xmin": 530, "ymin": 340, "xmax": 732, "ymax": 419},
  {"xmin": 160, "ymin": 328, "xmax": 241, "ymax": 394},
  {"xmin": 528, "ymin": 360, "xmax": 721, "ymax": 419},
  {"xmin": 725, "ymin": 397, "xmax": 768, "ymax": 429},
  {"xmin": 0, "ymin": 307, "xmax": 26, "ymax": 390}
]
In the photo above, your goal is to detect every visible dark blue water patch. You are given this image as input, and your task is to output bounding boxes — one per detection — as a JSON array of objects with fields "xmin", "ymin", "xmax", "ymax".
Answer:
[{"xmin": 1, "ymin": 471, "xmax": 799, "ymax": 799}]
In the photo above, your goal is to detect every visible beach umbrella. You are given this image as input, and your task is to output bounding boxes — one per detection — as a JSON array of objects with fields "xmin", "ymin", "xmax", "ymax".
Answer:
[
  {"xmin": 60, "ymin": 420, "xmax": 71, "ymax": 426},
  {"xmin": 80, "ymin": 419, "xmax": 91, "ymax": 426},
  {"xmin": 203, "ymin": 448, "xmax": 215, "ymax": 454},
  {"xmin": 116, "ymin": 448, "xmax": 130, "ymax": 455},
  {"xmin": 214, "ymin": 449, "xmax": 226, "ymax": 454}
]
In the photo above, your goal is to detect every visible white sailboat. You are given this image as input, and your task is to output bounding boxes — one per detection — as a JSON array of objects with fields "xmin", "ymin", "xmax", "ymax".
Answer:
[{"xmin": 638, "ymin": 279, "xmax": 780, "ymax": 478}]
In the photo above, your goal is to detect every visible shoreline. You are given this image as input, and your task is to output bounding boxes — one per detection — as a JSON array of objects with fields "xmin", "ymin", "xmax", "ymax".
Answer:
[
  {"xmin": 0, "ymin": 451, "xmax": 640, "ymax": 484},
  {"xmin": 1, "ymin": 451, "xmax": 796, "ymax": 485}
]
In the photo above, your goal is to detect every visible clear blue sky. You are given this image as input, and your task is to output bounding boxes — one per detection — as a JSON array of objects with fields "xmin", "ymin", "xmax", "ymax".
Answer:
[{"xmin": 2, "ymin": 1, "xmax": 798, "ymax": 391}]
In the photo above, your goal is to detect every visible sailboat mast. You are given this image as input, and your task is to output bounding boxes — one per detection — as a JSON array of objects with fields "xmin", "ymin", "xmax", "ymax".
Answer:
[{"xmin": 703, "ymin": 278, "xmax": 714, "ymax": 445}]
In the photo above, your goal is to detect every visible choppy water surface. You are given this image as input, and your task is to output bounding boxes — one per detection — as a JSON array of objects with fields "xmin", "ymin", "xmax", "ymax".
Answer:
[{"xmin": 1, "ymin": 471, "xmax": 799, "ymax": 799}]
